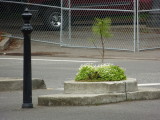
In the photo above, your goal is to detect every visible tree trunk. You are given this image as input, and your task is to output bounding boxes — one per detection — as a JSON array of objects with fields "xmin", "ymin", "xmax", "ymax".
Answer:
[{"xmin": 100, "ymin": 33, "xmax": 105, "ymax": 63}]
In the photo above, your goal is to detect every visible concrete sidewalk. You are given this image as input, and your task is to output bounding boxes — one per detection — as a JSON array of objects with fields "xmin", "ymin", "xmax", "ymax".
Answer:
[{"xmin": 0, "ymin": 39, "xmax": 160, "ymax": 60}]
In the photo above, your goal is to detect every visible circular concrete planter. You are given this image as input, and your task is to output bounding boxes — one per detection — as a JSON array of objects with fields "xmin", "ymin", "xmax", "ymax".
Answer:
[
  {"xmin": 64, "ymin": 78, "xmax": 138, "ymax": 94},
  {"xmin": 38, "ymin": 78, "xmax": 160, "ymax": 106}
]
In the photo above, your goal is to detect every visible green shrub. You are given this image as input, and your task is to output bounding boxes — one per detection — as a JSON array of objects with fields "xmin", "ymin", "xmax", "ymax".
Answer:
[
  {"xmin": 75, "ymin": 64, "xmax": 96, "ymax": 81},
  {"xmin": 75, "ymin": 64, "xmax": 126, "ymax": 82}
]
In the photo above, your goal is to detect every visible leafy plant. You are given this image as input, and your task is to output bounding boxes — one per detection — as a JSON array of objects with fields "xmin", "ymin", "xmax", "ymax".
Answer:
[
  {"xmin": 92, "ymin": 17, "xmax": 112, "ymax": 63},
  {"xmin": 75, "ymin": 64, "xmax": 126, "ymax": 82},
  {"xmin": 74, "ymin": 64, "xmax": 96, "ymax": 81}
]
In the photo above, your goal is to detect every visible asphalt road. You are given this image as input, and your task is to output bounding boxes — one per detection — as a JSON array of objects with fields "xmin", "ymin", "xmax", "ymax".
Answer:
[
  {"xmin": 0, "ymin": 56, "xmax": 160, "ymax": 89},
  {"xmin": 0, "ymin": 56, "xmax": 160, "ymax": 120}
]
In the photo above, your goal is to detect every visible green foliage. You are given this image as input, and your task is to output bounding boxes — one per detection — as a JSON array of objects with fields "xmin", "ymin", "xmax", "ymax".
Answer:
[
  {"xmin": 91, "ymin": 17, "xmax": 112, "ymax": 63},
  {"xmin": 92, "ymin": 17, "xmax": 112, "ymax": 38},
  {"xmin": 74, "ymin": 64, "xmax": 96, "ymax": 81},
  {"xmin": 75, "ymin": 64, "xmax": 126, "ymax": 82},
  {"xmin": 96, "ymin": 65, "xmax": 126, "ymax": 81}
]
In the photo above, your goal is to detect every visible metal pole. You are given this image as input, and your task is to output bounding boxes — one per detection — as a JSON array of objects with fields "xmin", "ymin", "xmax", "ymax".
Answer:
[
  {"xmin": 60, "ymin": 0, "xmax": 63, "ymax": 46},
  {"xmin": 133, "ymin": 0, "xmax": 139, "ymax": 52},
  {"xmin": 68, "ymin": 0, "xmax": 72, "ymax": 43},
  {"xmin": 21, "ymin": 8, "xmax": 33, "ymax": 108},
  {"xmin": 133, "ymin": 0, "xmax": 137, "ymax": 52},
  {"xmin": 137, "ymin": 0, "xmax": 139, "ymax": 52}
]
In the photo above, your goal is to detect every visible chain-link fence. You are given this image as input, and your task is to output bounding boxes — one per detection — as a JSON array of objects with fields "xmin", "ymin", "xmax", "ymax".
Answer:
[
  {"xmin": 138, "ymin": 0, "xmax": 160, "ymax": 51},
  {"xmin": 0, "ymin": 0, "xmax": 160, "ymax": 51},
  {"xmin": 61, "ymin": 0, "xmax": 135, "ymax": 51},
  {"xmin": 0, "ymin": 0, "xmax": 61, "ymax": 44}
]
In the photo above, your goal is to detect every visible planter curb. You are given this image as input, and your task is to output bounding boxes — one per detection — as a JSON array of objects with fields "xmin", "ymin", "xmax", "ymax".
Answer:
[
  {"xmin": 64, "ymin": 78, "xmax": 138, "ymax": 94},
  {"xmin": 0, "ymin": 77, "xmax": 46, "ymax": 91},
  {"xmin": 38, "ymin": 88, "xmax": 160, "ymax": 106},
  {"xmin": 0, "ymin": 34, "xmax": 11, "ymax": 50},
  {"xmin": 38, "ymin": 79, "xmax": 160, "ymax": 106}
]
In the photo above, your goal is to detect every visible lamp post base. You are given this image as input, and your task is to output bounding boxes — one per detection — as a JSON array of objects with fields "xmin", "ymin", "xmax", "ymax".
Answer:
[{"xmin": 22, "ymin": 103, "xmax": 33, "ymax": 108}]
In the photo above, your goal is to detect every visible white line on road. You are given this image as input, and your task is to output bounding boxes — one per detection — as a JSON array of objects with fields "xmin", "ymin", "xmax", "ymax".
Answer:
[
  {"xmin": 32, "ymin": 59, "xmax": 98, "ymax": 63},
  {"xmin": 0, "ymin": 58, "xmax": 98, "ymax": 63},
  {"xmin": 0, "ymin": 58, "xmax": 23, "ymax": 60},
  {"xmin": 138, "ymin": 83, "xmax": 160, "ymax": 86}
]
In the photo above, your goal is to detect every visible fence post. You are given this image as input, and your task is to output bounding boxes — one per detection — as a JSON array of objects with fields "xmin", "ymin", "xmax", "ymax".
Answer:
[
  {"xmin": 68, "ymin": 0, "xmax": 72, "ymax": 44},
  {"xmin": 21, "ymin": 8, "xmax": 33, "ymax": 108},
  {"xmin": 136, "ymin": 0, "xmax": 139, "ymax": 52},
  {"xmin": 133, "ymin": 0, "xmax": 139, "ymax": 52},
  {"xmin": 60, "ymin": 0, "xmax": 63, "ymax": 46}
]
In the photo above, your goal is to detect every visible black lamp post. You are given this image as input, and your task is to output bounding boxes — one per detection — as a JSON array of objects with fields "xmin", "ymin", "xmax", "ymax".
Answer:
[{"xmin": 21, "ymin": 8, "xmax": 33, "ymax": 108}]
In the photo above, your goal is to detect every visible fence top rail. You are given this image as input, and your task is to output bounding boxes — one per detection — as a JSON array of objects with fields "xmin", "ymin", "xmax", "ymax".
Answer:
[
  {"xmin": 0, "ymin": 0, "xmax": 61, "ymax": 9},
  {"xmin": 62, "ymin": 7, "xmax": 133, "ymax": 12},
  {"xmin": 1, "ymin": 0, "xmax": 133, "ymax": 12},
  {"xmin": 139, "ymin": 9, "xmax": 160, "ymax": 13},
  {"xmin": 1, "ymin": 0, "xmax": 159, "ymax": 12}
]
